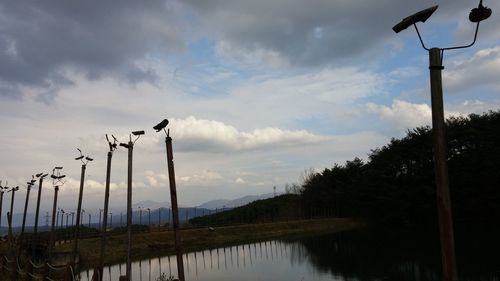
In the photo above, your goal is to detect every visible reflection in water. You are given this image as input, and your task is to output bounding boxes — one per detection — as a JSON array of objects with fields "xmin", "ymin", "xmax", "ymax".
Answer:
[{"xmin": 80, "ymin": 226, "xmax": 500, "ymax": 281}]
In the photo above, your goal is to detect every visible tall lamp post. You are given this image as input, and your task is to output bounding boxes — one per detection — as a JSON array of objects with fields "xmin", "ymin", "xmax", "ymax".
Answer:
[
  {"xmin": 49, "ymin": 167, "xmax": 66, "ymax": 259},
  {"xmin": 139, "ymin": 206, "xmax": 143, "ymax": 225},
  {"xmin": 60, "ymin": 209, "xmax": 65, "ymax": 229},
  {"xmin": 147, "ymin": 208, "xmax": 151, "ymax": 229},
  {"xmin": 7, "ymin": 185, "xmax": 19, "ymax": 243},
  {"xmin": 32, "ymin": 173, "xmax": 48, "ymax": 258},
  {"xmin": 0, "ymin": 181, "xmax": 6, "ymax": 230},
  {"xmin": 73, "ymin": 148, "xmax": 93, "ymax": 263},
  {"xmin": 97, "ymin": 134, "xmax": 118, "ymax": 281},
  {"xmin": 21, "ymin": 177, "xmax": 36, "ymax": 238},
  {"xmin": 392, "ymin": 2, "xmax": 492, "ymax": 281},
  {"xmin": 99, "ymin": 209, "xmax": 103, "ymax": 231},
  {"xmin": 154, "ymin": 118, "xmax": 185, "ymax": 281},
  {"xmin": 120, "ymin": 130, "xmax": 144, "ymax": 281}
]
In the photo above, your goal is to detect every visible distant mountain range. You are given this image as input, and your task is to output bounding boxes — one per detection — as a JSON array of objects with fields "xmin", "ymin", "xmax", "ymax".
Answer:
[
  {"xmin": 197, "ymin": 193, "xmax": 275, "ymax": 209},
  {"xmin": 0, "ymin": 193, "xmax": 276, "ymax": 231}
]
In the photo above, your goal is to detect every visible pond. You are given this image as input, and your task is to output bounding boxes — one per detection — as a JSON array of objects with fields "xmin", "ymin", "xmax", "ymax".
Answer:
[{"xmin": 79, "ymin": 224, "xmax": 500, "ymax": 281}]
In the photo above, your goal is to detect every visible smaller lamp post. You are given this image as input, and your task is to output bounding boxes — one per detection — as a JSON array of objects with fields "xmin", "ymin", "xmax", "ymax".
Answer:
[
  {"xmin": 21, "ymin": 177, "xmax": 37, "ymax": 238},
  {"xmin": 49, "ymin": 167, "xmax": 66, "ymax": 259},
  {"xmin": 73, "ymin": 148, "xmax": 93, "ymax": 263},
  {"xmin": 7, "ymin": 185, "xmax": 19, "ymax": 243}
]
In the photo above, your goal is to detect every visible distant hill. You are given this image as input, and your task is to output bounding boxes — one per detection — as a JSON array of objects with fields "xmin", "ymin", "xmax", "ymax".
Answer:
[
  {"xmin": 197, "ymin": 193, "xmax": 275, "ymax": 209},
  {"xmin": 191, "ymin": 194, "xmax": 302, "ymax": 226}
]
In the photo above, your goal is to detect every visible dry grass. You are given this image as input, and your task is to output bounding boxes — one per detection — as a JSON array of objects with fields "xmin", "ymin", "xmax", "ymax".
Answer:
[{"xmin": 54, "ymin": 218, "xmax": 364, "ymax": 269}]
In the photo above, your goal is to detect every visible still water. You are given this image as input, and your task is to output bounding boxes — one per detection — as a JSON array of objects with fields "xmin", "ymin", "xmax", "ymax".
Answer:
[{"xmin": 80, "ymin": 225, "xmax": 500, "ymax": 281}]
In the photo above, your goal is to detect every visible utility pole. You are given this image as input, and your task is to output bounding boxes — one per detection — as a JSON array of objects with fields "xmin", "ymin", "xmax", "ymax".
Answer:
[
  {"xmin": 7, "ymin": 186, "xmax": 19, "ymax": 243},
  {"xmin": 154, "ymin": 119, "xmax": 185, "ymax": 281},
  {"xmin": 73, "ymin": 148, "xmax": 93, "ymax": 264},
  {"xmin": 119, "ymin": 130, "xmax": 144, "ymax": 281},
  {"xmin": 33, "ymin": 174, "xmax": 48, "ymax": 251},
  {"xmin": 21, "ymin": 177, "xmax": 36, "ymax": 238},
  {"xmin": 98, "ymin": 134, "xmax": 117, "ymax": 281},
  {"xmin": 392, "ymin": 3, "xmax": 492, "ymax": 280},
  {"xmin": 49, "ymin": 167, "xmax": 66, "ymax": 260}
]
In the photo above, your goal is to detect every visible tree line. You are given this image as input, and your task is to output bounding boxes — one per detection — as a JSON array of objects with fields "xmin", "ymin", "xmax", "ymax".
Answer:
[{"xmin": 192, "ymin": 111, "xmax": 500, "ymax": 225}]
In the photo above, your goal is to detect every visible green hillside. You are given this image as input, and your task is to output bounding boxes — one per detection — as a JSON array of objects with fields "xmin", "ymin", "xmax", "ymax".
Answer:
[{"xmin": 193, "ymin": 111, "xmax": 500, "ymax": 225}]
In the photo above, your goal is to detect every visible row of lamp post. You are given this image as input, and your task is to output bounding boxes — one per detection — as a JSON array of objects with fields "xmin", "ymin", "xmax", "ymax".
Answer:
[{"xmin": 1, "ymin": 118, "xmax": 184, "ymax": 281}]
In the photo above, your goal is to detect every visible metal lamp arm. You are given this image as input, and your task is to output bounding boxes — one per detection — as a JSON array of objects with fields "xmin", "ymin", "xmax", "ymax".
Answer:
[
  {"xmin": 441, "ymin": 22, "xmax": 480, "ymax": 51},
  {"xmin": 414, "ymin": 24, "xmax": 430, "ymax": 51}
]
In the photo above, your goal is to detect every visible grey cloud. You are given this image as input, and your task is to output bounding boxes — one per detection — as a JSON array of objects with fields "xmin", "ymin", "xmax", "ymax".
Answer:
[
  {"xmin": 183, "ymin": 0, "xmax": 491, "ymax": 67},
  {"xmin": 0, "ymin": 0, "xmax": 184, "ymax": 100}
]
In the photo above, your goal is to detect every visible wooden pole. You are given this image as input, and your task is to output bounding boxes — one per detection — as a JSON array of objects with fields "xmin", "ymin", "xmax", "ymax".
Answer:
[
  {"xmin": 165, "ymin": 135, "xmax": 185, "ymax": 281},
  {"xmin": 98, "ymin": 151, "xmax": 113, "ymax": 281},
  {"xmin": 73, "ymin": 164, "xmax": 86, "ymax": 264},
  {"xmin": 429, "ymin": 47, "xmax": 458, "ymax": 281}
]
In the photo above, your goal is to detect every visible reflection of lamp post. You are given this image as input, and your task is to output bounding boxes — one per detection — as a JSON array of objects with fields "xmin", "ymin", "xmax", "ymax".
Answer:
[
  {"xmin": 154, "ymin": 118, "xmax": 185, "ymax": 281},
  {"xmin": 392, "ymin": 2, "xmax": 492, "ymax": 281},
  {"xmin": 73, "ymin": 148, "xmax": 93, "ymax": 263},
  {"xmin": 120, "ymin": 130, "xmax": 144, "ymax": 281}
]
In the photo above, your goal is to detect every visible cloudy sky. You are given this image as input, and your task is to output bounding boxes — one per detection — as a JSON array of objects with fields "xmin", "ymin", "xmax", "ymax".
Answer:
[{"xmin": 1, "ymin": 0, "xmax": 499, "ymax": 216}]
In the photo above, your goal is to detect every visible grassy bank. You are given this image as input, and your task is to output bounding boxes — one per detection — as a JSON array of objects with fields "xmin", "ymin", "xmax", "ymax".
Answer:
[{"xmin": 55, "ymin": 218, "xmax": 364, "ymax": 269}]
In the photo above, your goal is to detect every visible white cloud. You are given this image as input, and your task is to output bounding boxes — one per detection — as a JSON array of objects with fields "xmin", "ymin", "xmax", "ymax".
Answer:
[
  {"xmin": 178, "ymin": 169, "xmax": 224, "ymax": 184},
  {"xmin": 388, "ymin": 67, "xmax": 421, "ymax": 79},
  {"xmin": 215, "ymin": 40, "xmax": 289, "ymax": 67},
  {"xmin": 169, "ymin": 116, "xmax": 328, "ymax": 152},
  {"xmin": 366, "ymin": 98, "xmax": 499, "ymax": 133},
  {"xmin": 367, "ymin": 99, "xmax": 432, "ymax": 130}
]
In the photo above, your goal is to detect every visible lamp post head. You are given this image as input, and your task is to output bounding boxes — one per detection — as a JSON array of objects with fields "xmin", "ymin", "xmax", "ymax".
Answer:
[
  {"xmin": 132, "ymin": 130, "xmax": 145, "ymax": 136},
  {"xmin": 469, "ymin": 0, "xmax": 492, "ymax": 22},
  {"xmin": 119, "ymin": 143, "xmax": 130, "ymax": 149},
  {"xmin": 393, "ymin": 5, "xmax": 438, "ymax": 33},
  {"xmin": 153, "ymin": 119, "xmax": 169, "ymax": 132}
]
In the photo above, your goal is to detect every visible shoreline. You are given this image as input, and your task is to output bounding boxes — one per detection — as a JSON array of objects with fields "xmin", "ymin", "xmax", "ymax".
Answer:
[{"xmin": 54, "ymin": 218, "xmax": 365, "ymax": 269}]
